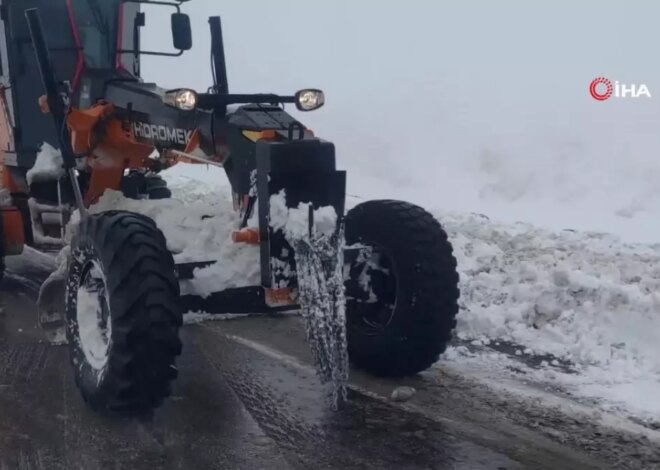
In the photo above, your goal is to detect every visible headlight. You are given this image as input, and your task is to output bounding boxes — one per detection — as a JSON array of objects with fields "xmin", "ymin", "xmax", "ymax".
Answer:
[
  {"xmin": 163, "ymin": 89, "xmax": 198, "ymax": 111},
  {"xmin": 295, "ymin": 89, "xmax": 325, "ymax": 111}
]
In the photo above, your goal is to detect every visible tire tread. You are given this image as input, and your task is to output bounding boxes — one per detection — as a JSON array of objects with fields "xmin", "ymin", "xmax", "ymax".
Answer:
[{"xmin": 345, "ymin": 200, "xmax": 460, "ymax": 377}]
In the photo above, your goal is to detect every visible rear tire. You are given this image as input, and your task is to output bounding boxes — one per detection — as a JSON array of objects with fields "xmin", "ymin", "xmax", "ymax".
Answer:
[
  {"xmin": 66, "ymin": 210, "xmax": 182, "ymax": 415},
  {"xmin": 344, "ymin": 200, "xmax": 460, "ymax": 377}
]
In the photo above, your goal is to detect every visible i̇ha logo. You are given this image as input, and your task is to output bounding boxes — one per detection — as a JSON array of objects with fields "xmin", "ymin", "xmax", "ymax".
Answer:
[{"xmin": 590, "ymin": 77, "xmax": 651, "ymax": 101}]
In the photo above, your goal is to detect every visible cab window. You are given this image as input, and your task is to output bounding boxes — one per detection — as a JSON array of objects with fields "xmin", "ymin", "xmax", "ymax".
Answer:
[{"xmin": 72, "ymin": 0, "xmax": 118, "ymax": 69}]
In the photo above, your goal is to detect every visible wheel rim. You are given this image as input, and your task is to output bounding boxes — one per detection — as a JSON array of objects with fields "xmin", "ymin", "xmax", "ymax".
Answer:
[
  {"xmin": 77, "ymin": 259, "xmax": 112, "ymax": 371},
  {"xmin": 345, "ymin": 244, "xmax": 398, "ymax": 336}
]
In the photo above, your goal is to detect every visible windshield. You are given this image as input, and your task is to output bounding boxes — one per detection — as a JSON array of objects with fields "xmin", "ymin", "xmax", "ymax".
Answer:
[{"xmin": 72, "ymin": 0, "xmax": 119, "ymax": 69}]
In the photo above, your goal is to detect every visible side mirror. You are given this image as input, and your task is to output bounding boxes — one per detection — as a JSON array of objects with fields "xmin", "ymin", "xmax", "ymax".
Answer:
[{"xmin": 171, "ymin": 13, "xmax": 192, "ymax": 51}]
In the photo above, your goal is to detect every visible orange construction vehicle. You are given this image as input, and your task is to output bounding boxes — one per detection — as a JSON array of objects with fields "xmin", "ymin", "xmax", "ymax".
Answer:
[{"xmin": 0, "ymin": 0, "xmax": 460, "ymax": 417}]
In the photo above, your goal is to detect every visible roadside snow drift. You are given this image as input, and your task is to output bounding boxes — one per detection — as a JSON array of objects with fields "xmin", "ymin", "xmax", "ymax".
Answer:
[{"xmin": 441, "ymin": 214, "xmax": 660, "ymax": 426}]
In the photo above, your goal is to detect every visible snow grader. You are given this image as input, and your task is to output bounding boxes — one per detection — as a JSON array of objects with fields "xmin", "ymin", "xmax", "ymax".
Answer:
[{"xmin": 0, "ymin": 0, "xmax": 460, "ymax": 415}]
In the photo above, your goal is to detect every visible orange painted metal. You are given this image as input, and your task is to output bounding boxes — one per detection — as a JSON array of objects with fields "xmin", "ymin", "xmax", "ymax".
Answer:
[
  {"xmin": 184, "ymin": 129, "xmax": 201, "ymax": 154},
  {"xmin": 265, "ymin": 287, "xmax": 297, "ymax": 307},
  {"xmin": 66, "ymin": 103, "xmax": 155, "ymax": 206},
  {"xmin": 0, "ymin": 86, "xmax": 18, "ymax": 193},
  {"xmin": 242, "ymin": 130, "xmax": 277, "ymax": 142},
  {"xmin": 232, "ymin": 228, "xmax": 260, "ymax": 245},
  {"xmin": 1, "ymin": 207, "xmax": 24, "ymax": 255}
]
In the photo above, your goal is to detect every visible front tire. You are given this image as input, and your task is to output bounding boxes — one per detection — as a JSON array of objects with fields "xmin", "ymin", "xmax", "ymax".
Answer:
[
  {"xmin": 66, "ymin": 211, "xmax": 182, "ymax": 415},
  {"xmin": 344, "ymin": 200, "xmax": 460, "ymax": 377}
]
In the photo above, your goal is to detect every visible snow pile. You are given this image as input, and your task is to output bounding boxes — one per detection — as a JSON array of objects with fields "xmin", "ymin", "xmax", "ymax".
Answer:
[
  {"xmin": 160, "ymin": 162, "xmax": 231, "ymax": 205},
  {"xmin": 26, "ymin": 143, "xmax": 64, "ymax": 185},
  {"xmin": 90, "ymin": 167, "xmax": 235, "ymax": 254},
  {"xmin": 269, "ymin": 190, "xmax": 338, "ymax": 239},
  {"xmin": 77, "ymin": 164, "xmax": 261, "ymax": 296},
  {"xmin": 440, "ymin": 212, "xmax": 660, "ymax": 423}
]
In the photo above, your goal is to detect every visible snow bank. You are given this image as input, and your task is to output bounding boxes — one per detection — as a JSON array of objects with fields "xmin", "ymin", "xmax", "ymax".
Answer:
[
  {"xmin": 440, "ymin": 212, "xmax": 660, "ymax": 424},
  {"xmin": 160, "ymin": 162, "xmax": 232, "ymax": 204},
  {"xmin": 82, "ymin": 164, "xmax": 261, "ymax": 295},
  {"xmin": 26, "ymin": 143, "xmax": 64, "ymax": 185}
]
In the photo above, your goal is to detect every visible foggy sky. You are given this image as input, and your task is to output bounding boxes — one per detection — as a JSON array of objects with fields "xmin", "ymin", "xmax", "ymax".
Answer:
[{"xmin": 139, "ymin": 1, "xmax": 660, "ymax": 241}]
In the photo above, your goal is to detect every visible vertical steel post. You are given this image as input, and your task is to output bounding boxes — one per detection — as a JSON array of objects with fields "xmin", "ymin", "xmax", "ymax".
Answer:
[{"xmin": 25, "ymin": 8, "xmax": 87, "ymax": 216}]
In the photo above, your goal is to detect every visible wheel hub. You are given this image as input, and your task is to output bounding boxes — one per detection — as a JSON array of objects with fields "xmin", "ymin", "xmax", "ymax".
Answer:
[
  {"xmin": 76, "ymin": 259, "xmax": 112, "ymax": 371},
  {"xmin": 345, "ymin": 244, "xmax": 397, "ymax": 335}
]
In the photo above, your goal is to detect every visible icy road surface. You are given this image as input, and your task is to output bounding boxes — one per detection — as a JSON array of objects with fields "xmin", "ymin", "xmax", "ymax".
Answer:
[{"xmin": 0, "ymin": 249, "xmax": 606, "ymax": 470}]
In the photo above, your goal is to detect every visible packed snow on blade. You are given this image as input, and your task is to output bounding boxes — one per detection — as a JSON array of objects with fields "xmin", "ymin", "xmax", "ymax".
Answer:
[
  {"xmin": 26, "ymin": 142, "xmax": 65, "ymax": 185},
  {"xmin": 270, "ymin": 190, "xmax": 350, "ymax": 407}
]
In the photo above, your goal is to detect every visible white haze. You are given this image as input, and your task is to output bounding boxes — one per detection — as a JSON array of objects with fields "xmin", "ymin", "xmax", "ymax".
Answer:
[{"xmin": 140, "ymin": 0, "xmax": 660, "ymax": 243}]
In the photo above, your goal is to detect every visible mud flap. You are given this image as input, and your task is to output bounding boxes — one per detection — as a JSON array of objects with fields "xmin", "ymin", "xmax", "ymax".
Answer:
[
  {"xmin": 256, "ymin": 139, "xmax": 346, "ymax": 303},
  {"xmin": 0, "ymin": 207, "xmax": 25, "ymax": 255},
  {"xmin": 36, "ymin": 247, "xmax": 69, "ymax": 344}
]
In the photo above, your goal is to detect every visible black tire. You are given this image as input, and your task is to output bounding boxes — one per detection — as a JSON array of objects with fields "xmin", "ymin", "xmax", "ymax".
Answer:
[
  {"xmin": 121, "ymin": 172, "xmax": 172, "ymax": 200},
  {"xmin": 145, "ymin": 177, "xmax": 172, "ymax": 200},
  {"xmin": 119, "ymin": 171, "xmax": 142, "ymax": 199},
  {"xmin": 66, "ymin": 210, "xmax": 182, "ymax": 415},
  {"xmin": 344, "ymin": 200, "xmax": 460, "ymax": 377}
]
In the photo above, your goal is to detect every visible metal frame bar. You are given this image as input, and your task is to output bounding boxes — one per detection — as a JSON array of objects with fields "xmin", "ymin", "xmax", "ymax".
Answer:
[
  {"xmin": 117, "ymin": 0, "xmax": 184, "ymax": 57},
  {"xmin": 25, "ymin": 8, "xmax": 87, "ymax": 219},
  {"xmin": 195, "ymin": 94, "xmax": 296, "ymax": 111},
  {"xmin": 170, "ymin": 149, "xmax": 224, "ymax": 168},
  {"xmin": 209, "ymin": 16, "xmax": 228, "ymax": 96}
]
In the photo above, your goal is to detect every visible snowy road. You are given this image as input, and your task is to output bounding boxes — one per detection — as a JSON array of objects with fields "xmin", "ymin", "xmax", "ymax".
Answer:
[
  {"xmin": 3, "ymin": 162, "xmax": 659, "ymax": 469},
  {"xmin": 0, "ymin": 249, "xmax": 654, "ymax": 470},
  {"xmin": 0, "ymin": 252, "xmax": 290, "ymax": 470}
]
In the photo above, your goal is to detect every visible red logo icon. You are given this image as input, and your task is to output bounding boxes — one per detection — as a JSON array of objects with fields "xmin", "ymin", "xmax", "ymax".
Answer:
[{"xmin": 590, "ymin": 77, "xmax": 614, "ymax": 101}]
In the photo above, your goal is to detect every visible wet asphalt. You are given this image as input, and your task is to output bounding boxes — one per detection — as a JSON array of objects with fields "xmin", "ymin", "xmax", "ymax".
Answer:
[{"xmin": 0, "ymin": 250, "xmax": 609, "ymax": 470}]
